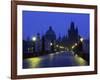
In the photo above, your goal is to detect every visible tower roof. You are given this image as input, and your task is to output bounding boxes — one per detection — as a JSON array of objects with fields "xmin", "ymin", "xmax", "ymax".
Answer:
[
  {"xmin": 70, "ymin": 22, "xmax": 75, "ymax": 30},
  {"xmin": 45, "ymin": 26, "xmax": 56, "ymax": 40},
  {"xmin": 45, "ymin": 26, "xmax": 55, "ymax": 35}
]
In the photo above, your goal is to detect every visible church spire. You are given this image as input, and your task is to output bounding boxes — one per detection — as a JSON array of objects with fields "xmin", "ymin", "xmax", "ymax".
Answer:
[
  {"xmin": 70, "ymin": 21, "xmax": 75, "ymax": 30},
  {"xmin": 49, "ymin": 26, "xmax": 52, "ymax": 30}
]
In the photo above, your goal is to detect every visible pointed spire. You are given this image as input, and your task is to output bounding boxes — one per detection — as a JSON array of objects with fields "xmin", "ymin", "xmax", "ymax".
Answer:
[
  {"xmin": 58, "ymin": 33, "xmax": 61, "ymax": 41},
  {"xmin": 70, "ymin": 21, "xmax": 75, "ymax": 30},
  {"xmin": 76, "ymin": 27, "xmax": 78, "ymax": 33},
  {"xmin": 37, "ymin": 33, "xmax": 40, "ymax": 40},
  {"xmin": 49, "ymin": 26, "xmax": 52, "ymax": 30}
]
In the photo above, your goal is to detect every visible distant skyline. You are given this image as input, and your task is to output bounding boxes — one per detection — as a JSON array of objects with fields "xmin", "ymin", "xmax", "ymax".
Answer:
[{"xmin": 23, "ymin": 11, "xmax": 90, "ymax": 40}]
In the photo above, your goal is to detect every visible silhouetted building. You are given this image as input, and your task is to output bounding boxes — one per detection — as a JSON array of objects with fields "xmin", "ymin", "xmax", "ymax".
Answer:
[
  {"xmin": 45, "ymin": 26, "xmax": 56, "ymax": 41},
  {"xmin": 83, "ymin": 39, "xmax": 89, "ymax": 54},
  {"xmin": 44, "ymin": 26, "xmax": 56, "ymax": 52},
  {"xmin": 56, "ymin": 35, "xmax": 62, "ymax": 46},
  {"xmin": 67, "ymin": 22, "xmax": 80, "ymax": 49},
  {"xmin": 35, "ymin": 33, "xmax": 41, "ymax": 52},
  {"xmin": 23, "ymin": 39, "xmax": 33, "ymax": 54},
  {"xmin": 23, "ymin": 22, "xmax": 89, "ymax": 56}
]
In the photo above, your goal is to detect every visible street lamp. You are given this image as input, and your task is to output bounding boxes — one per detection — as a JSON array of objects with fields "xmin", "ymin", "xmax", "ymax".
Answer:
[
  {"xmin": 56, "ymin": 45, "xmax": 58, "ymax": 47},
  {"xmin": 75, "ymin": 43, "xmax": 78, "ymax": 46},
  {"xmin": 32, "ymin": 36, "xmax": 37, "ymax": 53},
  {"xmin": 72, "ymin": 45, "xmax": 75, "ymax": 49},
  {"xmin": 32, "ymin": 36, "xmax": 37, "ymax": 42},
  {"xmin": 80, "ymin": 38, "xmax": 83, "ymax": 42},
  {"xmin": 50, "ymin": 42, "xmax": 53, "ymax": 46}
]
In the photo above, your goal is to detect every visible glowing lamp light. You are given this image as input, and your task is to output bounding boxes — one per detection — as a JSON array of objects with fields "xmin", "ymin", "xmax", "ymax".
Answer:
[
  {"xmin": 32, "ymin": 36, "xmax": 37, "ymax": 41},
  {"xmin": 59, "ymin": 46, "xmax": 64, "ymax": 49},
  {"xmin": 80, "ymin": 38, "xmax": 83, "ymax": 42},
  {"xmin": 56, "ymin": 45, "xmax": 58, "ymax": 47},
  {"xmin": 50, "ymin": 43, "xmax": 53, "ymax": 46},
  {"xmin": 75, "ymin": 43, "xmax": 77, "ymax": 46},
  {"xmin": 72, "ymin": 45, "xmax": 75, "ymax": 49}
]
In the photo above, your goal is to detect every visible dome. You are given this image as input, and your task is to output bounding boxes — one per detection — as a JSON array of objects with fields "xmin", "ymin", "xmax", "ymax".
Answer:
[{"xmin": 45, "ymin": 26, "xmax": 56, "ymax": 41}]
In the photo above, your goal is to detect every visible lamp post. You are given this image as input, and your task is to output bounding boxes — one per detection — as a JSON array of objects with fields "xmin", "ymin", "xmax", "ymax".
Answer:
[
  {"xmin": 71, "ymin": 38, "xmax": 84, "ymax": 56},
  {"xmin": 50, "ymin": 42, "xmax": 53, "ymax": 46},
  {"xmin": 79, "ymin": 37, "xmax": 84, "ymax": 50},
  {"xmin": 32, "ymin": 36, "xmax": 37, "ymax": 52},
  {"xmin": 77, "ymin": 37, "xmax": 83, "ymax": 55},
  {"xmin": 50, "ymin": 40, "xmax": 55, "ymax": 53},
  {"xmin": 32, "ymin": 36, "xmax": 37, "ymax": 41},
  {"xmin": 80, "ymin": 37, "xmax": 83, "ymax": 42},
  {"xmin": 50, "ymin": 42, "xmax": 53, "ymax": 52}
]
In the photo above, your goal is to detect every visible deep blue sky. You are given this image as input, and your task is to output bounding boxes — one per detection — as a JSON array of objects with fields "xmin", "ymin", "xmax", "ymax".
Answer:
[{"xmin": 23, "ymin": 11, "xmax": 89, "ymax": 40}]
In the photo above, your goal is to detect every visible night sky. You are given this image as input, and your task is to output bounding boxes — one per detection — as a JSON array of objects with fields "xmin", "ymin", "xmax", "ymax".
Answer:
[{"xmin": 23, "ymin": 11, "xmax": 90, "ymax": 40}]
